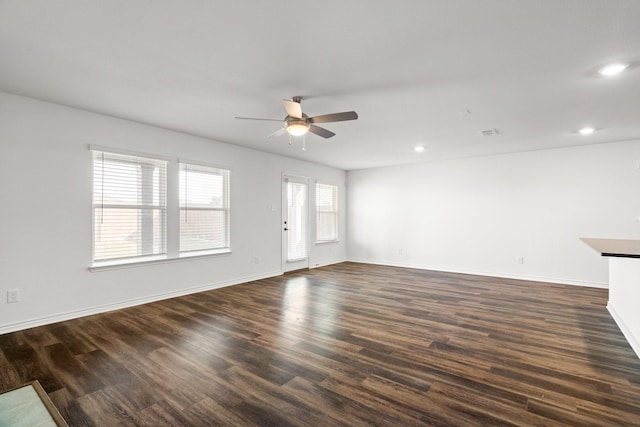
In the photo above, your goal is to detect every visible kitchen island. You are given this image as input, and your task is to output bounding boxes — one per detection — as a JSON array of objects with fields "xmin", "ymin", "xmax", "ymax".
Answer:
[{"xmin": 582, "ymin": 237, "xmax": 640, "ymax": 359}]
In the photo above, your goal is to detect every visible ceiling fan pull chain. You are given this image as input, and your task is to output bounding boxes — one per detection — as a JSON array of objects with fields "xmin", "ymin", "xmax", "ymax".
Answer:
[
  {"xmin": 288, "ymin": 135, "xmax": 292, "ymax": 146},
  {"xmin": 302, "ymin": 135, "xmax": 306, "ymax": 151}
]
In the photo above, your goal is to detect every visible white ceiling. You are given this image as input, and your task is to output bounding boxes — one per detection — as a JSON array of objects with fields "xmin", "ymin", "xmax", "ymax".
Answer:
[{"xmin": 1, "ymin": 0, "xmax": 639, "ymax": 170}]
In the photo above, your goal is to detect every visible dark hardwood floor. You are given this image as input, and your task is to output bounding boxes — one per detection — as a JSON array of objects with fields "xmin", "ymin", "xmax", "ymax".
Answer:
[{"xmin": 1, "ymin": 262, "xmax": 640, "ymax": 426}]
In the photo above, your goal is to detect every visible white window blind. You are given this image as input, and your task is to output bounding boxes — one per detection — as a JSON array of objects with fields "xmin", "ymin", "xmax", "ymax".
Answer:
[
  {"xmin": 179, "ymin": 162, "xmax": 230, "ymax": 253},
  {"xmin": 92, "ymin": 150, "xmax": 167, "ymax": 263},
  {"xmin": 287, "ymin": 181, "xmax": 308, "ymax": 261},
  {"xmin": 316, "ymin": 183, "xmax": 338, "ymax": 243}
]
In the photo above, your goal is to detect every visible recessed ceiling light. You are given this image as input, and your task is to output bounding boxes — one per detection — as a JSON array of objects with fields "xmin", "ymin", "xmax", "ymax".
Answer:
[
  {"xmin": 598, "ymin": 63, "xmax": 628, "ymax": 76},
  {"xmin": 579, "ymin": 127, "xmax": 595, "ymax": 135},
  {"xmin": 414, "ymin": 146, "xmax": 425, "ymax": 153}
]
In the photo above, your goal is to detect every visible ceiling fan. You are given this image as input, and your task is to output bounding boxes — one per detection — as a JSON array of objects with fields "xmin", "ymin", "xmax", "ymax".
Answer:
[{"xmin": 235, "ymin": 97, "xmax": 358, "ymax": 148}]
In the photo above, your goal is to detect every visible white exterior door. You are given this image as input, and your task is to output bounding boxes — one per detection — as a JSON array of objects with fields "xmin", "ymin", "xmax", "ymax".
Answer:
[{"xmin": 282, "ymin": 175, "xmax": 309, "ymax": 272}]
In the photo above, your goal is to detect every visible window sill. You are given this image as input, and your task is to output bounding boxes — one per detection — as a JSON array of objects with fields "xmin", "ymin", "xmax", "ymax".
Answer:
[
  {"xmin": 179, "ymin": 248, "xmax": 232, "ymax": 259},
  {"xmin": 89, "ymin": 249, "xmax": 231, "ymax": 272}
]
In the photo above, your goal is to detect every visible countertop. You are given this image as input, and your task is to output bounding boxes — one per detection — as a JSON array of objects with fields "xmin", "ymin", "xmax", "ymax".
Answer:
[{"xmin": 581, "ymin": 237, "xmax": 640, "ymax": 258}]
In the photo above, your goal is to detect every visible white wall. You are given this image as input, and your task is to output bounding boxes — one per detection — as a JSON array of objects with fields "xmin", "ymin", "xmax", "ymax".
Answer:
[
  {"xmin": 0, "ymin": 92, "xmax": 347, "ymax": 333},
  {"xmin": 347, "ymin": 141, "xmax": 640, "ymax": 287}
]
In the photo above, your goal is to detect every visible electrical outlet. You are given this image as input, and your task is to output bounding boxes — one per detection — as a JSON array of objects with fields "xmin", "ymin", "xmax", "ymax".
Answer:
[
  {"xmin": 7, "ymin": 289, "xmax": 20, "ymax": 303},
  {"xmin": 517, "ymin": 256, "xmax": 524, "ymax": 265}
]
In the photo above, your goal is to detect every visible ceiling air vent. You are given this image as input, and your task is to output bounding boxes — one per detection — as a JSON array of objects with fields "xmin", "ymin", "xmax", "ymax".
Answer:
[{"xmin": 480, "ymin": 128, "xmax": 500, "ymax": 137}]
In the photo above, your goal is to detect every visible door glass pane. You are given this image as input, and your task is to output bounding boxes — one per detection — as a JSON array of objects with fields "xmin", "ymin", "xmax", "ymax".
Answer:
[{"xmin": 287, "ymin": 181, "xmax": 307, "ymax": 261}]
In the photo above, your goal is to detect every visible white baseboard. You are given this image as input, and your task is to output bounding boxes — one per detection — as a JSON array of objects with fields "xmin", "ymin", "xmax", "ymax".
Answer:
[
  {"xmin": 0, "ymin": 260, "xmax": 608, "ymax": 335},
  {"xmin": 347, "ymin": 258, "xmax": 608, "ymax": 289},
  {"xmin": 310, "ymin": 258, "xmax": 348, "ymax": 269},
  {"xmin": 607, "ymin": 302, "xmax": 640, "ymax": 360},
  {"xmin": 0, "ymin": 270, "xmax": 283, "ymax": 335}
]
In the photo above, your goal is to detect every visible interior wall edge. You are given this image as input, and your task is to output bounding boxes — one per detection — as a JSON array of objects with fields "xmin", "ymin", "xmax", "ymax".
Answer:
[
  {"xmin": 309, "ymin": 258, "xmax": 348, "ymax": 269},
  {"xmin": 0, "ymin": 270, "xmax": 283, "ymax": 335},
  {"xmin": 608, "ymin": 301, "xmax": 640, "ymax": 360},
  {"xmin": 347, "ymin": 258, "xmax": 609, "ymax": 289}
]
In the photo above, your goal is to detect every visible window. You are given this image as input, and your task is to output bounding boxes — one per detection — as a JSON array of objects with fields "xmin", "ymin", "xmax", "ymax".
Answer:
[
  {"xmin": 90, "ymin": 148, "xmax": 232, "ymax": 269},
  {"xmin": 316, "ymin": 183, "xmax": 338, "ymax": 243},
  {"xmin": 92, "ymin": 149, "xmax": 167, "ymax": 264},
  {"xmin": 179, "ymin": 162, "xmax": 231, "ymax": 254}
]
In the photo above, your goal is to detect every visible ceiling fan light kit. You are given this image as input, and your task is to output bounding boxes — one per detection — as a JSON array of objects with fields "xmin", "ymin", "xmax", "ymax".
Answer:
[
  {"xmin": 286, "ymin": 120, "xmax": 310, "ymax": 136},
  {"xmin": 236, "ymin": 96, "xmax": 358, "ymax": 150}
]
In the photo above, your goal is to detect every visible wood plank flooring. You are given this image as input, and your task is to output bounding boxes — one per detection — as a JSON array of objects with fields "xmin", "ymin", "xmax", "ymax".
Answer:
[{"xmin": 1, "ymin": 262, "xmax": 640, "ymax": 426}]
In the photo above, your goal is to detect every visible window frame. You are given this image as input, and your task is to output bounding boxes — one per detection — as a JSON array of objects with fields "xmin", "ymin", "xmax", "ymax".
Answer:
[
  {"xmin": 91, "ymin": 147, "xmax": 168, "ymax": 267},
  {"xmin": 89, "ymin": 147, "xmax": 232, "ymax": 271}
]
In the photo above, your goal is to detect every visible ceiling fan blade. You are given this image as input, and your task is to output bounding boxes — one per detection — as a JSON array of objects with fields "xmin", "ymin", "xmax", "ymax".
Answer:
[
  {"xmin": 283, "ymin": 99, "xmax": 303, "ymax": 119},
  {"xmin": 309, "ymin": 125, "xmax": 336, "ymax": 139},
  {"xmin": 235, "ymin": 116, "xmax": 284, "ymax": 122},
  {"xmin": 309, "ymin": 111, "xmax": 358, "ymax": 124},
  {"xmin": 267, "ymin": 127, "xmax": 287, "ymax": 138}
]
